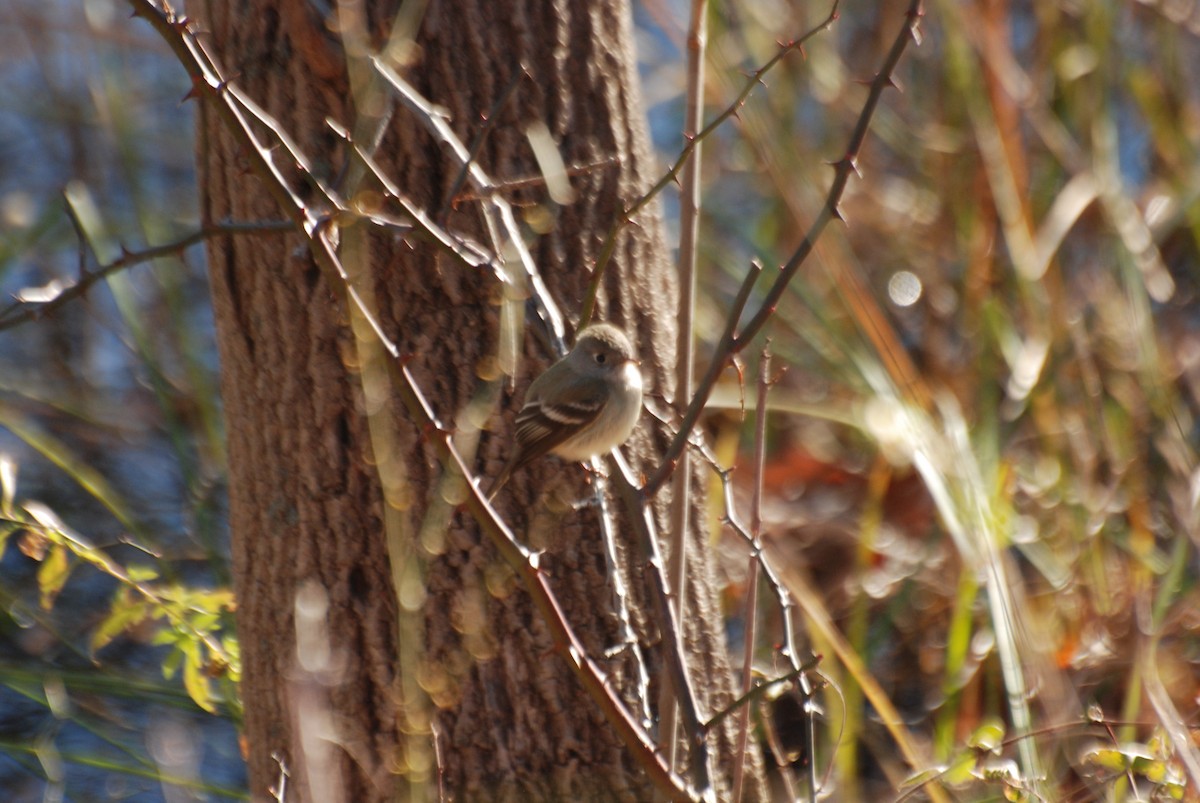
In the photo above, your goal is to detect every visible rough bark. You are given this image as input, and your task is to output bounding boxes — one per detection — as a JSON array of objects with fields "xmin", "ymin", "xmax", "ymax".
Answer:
[{"xmin": 196, "ymin": 0, "xmax": 764, "ymax": 799}]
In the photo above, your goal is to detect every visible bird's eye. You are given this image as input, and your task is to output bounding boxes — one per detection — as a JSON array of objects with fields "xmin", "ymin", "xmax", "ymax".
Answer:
[{"xmin": 595, "ymin": 352, "xmax": 607, "ymax": 364}]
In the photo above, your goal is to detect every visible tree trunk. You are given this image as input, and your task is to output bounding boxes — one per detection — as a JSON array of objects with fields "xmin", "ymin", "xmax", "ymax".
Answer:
[{"xmin": 196, "ymin": 0, "xmax": 762, "ymax": 799}]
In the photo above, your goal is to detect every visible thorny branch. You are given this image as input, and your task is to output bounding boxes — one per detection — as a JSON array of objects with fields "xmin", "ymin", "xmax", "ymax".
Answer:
[
  {"xmin": 578, "ymin": 1, "xmax": 842, "ymax": 327},
  {"xmin": 0, "ymin": 219, "xmax": 292, "ymax": 331},
  {"xmin": 643, "ymin": 0, "xmax": 925, "ymax": 498}
]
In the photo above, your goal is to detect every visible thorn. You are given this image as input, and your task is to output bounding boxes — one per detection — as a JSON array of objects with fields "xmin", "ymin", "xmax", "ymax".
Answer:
[
  {"xmin": 826, "ymin": 155, "xmax": 856, "ymax": 175},
  {"xmin": 181, "ymin": 83, "xmax": 202, "ymax": 104},
  {"xmin": 830, "ymin": 204, "xmax": 845, "ymax": 222},
  {"xmin": 907, "ymin": 8, "xmax": 925, "ymax": 44}
]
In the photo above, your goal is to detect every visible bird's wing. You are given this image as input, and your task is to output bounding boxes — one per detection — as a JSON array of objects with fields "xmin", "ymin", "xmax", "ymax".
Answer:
[{"xmin": 513, "ymin": 374, "xmax": 608, "ymax": 466}]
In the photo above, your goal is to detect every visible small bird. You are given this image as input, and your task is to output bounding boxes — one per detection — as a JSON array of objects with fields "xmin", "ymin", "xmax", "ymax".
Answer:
[{"xmin": 487, "ymin": 323, "xmax": 644, "ymax": 501}]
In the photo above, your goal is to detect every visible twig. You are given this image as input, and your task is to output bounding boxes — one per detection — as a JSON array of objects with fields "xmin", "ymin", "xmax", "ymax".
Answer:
[
  {"xmin": 609, "ymin": 452, "xmax": 714, "ymax": 796},
  {"xmin": 449, "ymin": 156, "xmax": 622, "ymax": 203},
  {"xmin": 578, "ymin": 1, "xmax": 841, "ymax": 327},
  {"xmin": 643, "ymin": 0, "xmax": 924, "ymax": 498},
  {"xmin": 731, "ymin": 344, "xmax": 769, "ymax": 803},
  {"xmin": 437, "ymin": 61, "xmax": 528, "ymax": 223},
  {"xmin": 594, "ymin": 477, "xmax": 654, "ymax": 731},
  {"xmin": 371, "ymin": 55, "xmax": 568, "ymax": 353},
  {"xmin": 326, "ymin": 119, "xmax": 499, "ymax": 276},
  {"xmin": 705, "ymin": 661, "xmax": 817, "ymax": 735},
  {"xmin": 0, "ymin": 219, "xmax": 293, "ymax": 332},
  {"xmin": 662, "ymin": 0, "xmax": 709, "ymax": 771}
]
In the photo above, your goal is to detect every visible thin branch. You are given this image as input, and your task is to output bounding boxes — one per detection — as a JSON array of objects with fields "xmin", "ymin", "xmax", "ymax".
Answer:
[
  {"xmin": 0, "ymin": 219, "xmax": 293, "ymax": 332},
  {"xmin": 609, "ymin": 452, "xmax": 714, "ymax": 795},
  {"xmin": 643, "ymin": 0, "xmax": 924, "ymax": 498},
  {"xmin": 371, "ymin": 55, "xmax": 568, "ymax": 352},
  {"xmin": 450, "ymin": 156, "xmax": 622, "ymax": 203},
  {"xmin": 578, "ymin": 1, "xmax": 841, "ymax": 327},
  {"xmin": 731, "ymin": 343, "xmax": 769, "ymax": 803},
  {"xmin": 662, "ymin": 0, "xmax": 709, "ymax": 772},
  {"xmin": 326, "ymin": 119, "xmax": 498, "ymax": 276},
  {"xmin": 436, "ymin": 61, "xmax": 528, "ymax": 224},
  {"xmin": 705, "ymin": 661, "xmax": 817, "ymax": 735}
]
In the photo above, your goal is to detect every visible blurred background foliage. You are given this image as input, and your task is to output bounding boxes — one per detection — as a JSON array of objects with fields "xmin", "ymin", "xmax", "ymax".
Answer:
[{"xmin": 2, "ymin": 0, "xmax": 1199, "ymax": 800}]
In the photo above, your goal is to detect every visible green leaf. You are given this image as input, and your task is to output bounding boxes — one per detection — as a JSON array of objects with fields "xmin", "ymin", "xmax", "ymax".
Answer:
[
  {"xmin": 37, "ymin": 543, "xmax": 71, "ymax": 610},
  {"xmin": 190, "ymin": 612, "xmax": 220, "ymax": 632},
  {"xmin": 161, "ymin": 648, "xmax": 183, "ymax": 680},
  {"xmin": 90, "ymin": 593, "xmax": 152, "ymax": 654},
  {"xmin": 151, "ymin": 627, "xmax": 181, "ymax": 647},
  {"xmin": 1131, "ymin": 754, "xmax": 1167, "ymax": 783},
  {"xmin": 125, "ymin": 564, "xmax": 159, "ymax": 583},
  {"xmin": 1082, "ymin": 746, "xmax": 1130, "ymax": 771},
  {"xmin": 967, "ymin": 716, "xmax": 1007, "ymax": 754},
  {"xmin": 943, "ymin": 751, "xmax": 979, "ymax": 786},
  {"xmin": 183, "ymin": 650, "xmax": 216, "ymax": 713}
]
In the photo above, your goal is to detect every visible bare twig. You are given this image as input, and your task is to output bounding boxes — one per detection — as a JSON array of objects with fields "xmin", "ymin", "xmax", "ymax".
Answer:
[
  {"xmin": 732, "ymin": 344, "xmax": 770, "ymax": 803},
  {"xmin": 436, "ymin": 61, "xmax": 528, "ymax": 223},
  {"xmin": 578, "ymin": 1, "xmax": 841, "ymax": 327},
  {"xmin": 594, "ymin": 479, "xmax": 654, "ymax": 731},
  {"xmin": 371, "ymin": 55, "xmax": 568, "ymax": 352},
  {"xmin": 705, "ymin": 661, "xmax": 817, "ymax": 735},
  {"xmin": 449, "ymin": 156, "xmax": 622, "ymax": 203},
  {"xmin": 662, "ymin": 0, "xmax": 709, "ymax": 771},
  {"xmin": 0, "ymin": 219, "xmax": 293, "ymax": 332},
  {"xmin": 326, "ymin": 119, "xmax": 499, "ymax": 275},
  {"xmin": 643, "ymin": 0, "xmax": 924, "ymax": 498},
  {"xmin": 609, "ymin": 452, "xmax": 714, "ymax": 796}
]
